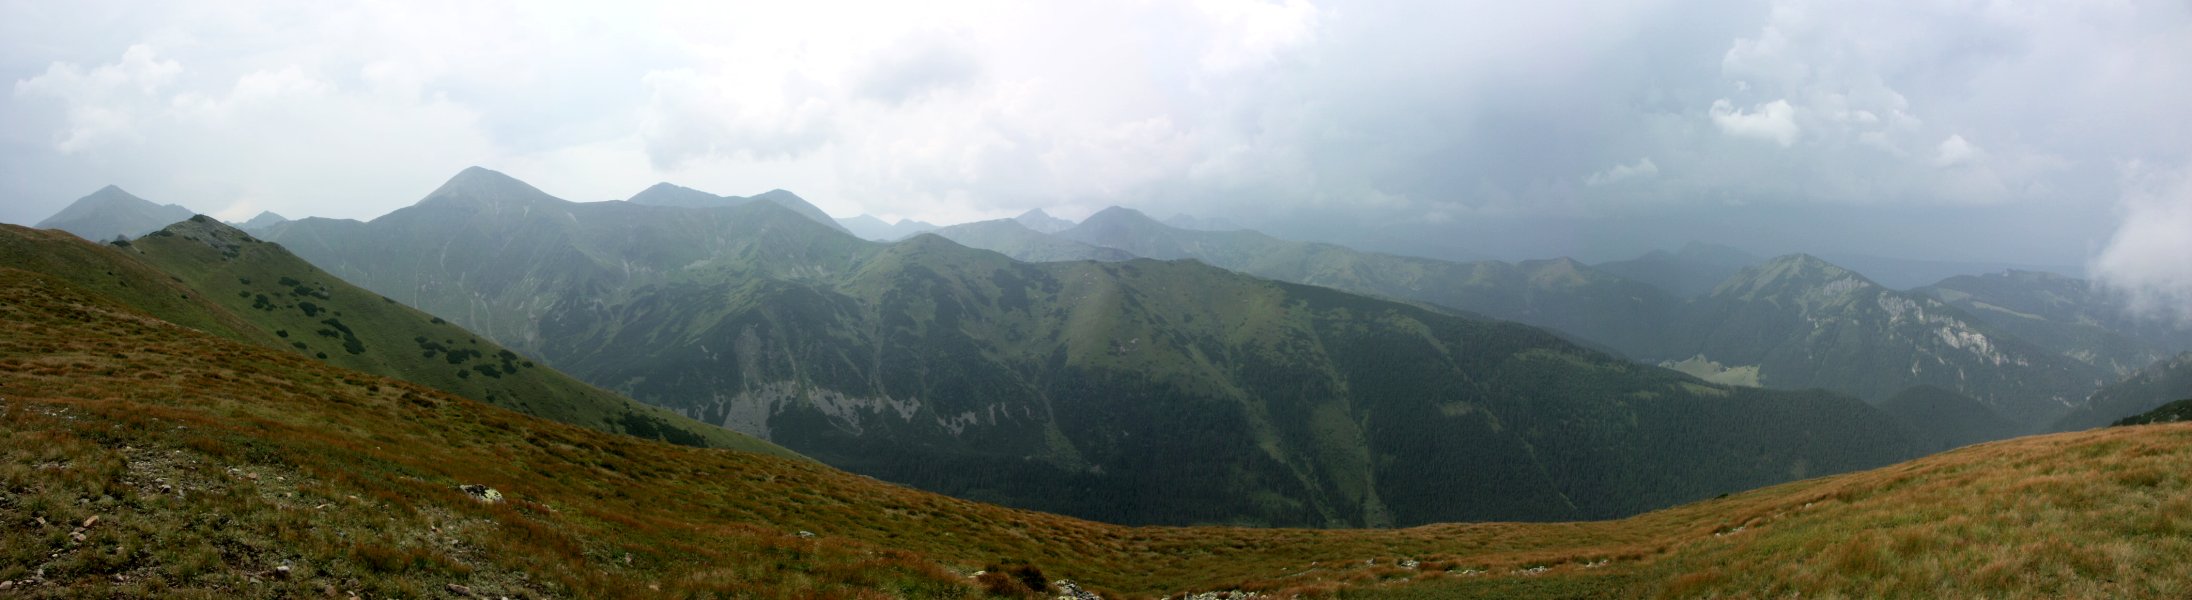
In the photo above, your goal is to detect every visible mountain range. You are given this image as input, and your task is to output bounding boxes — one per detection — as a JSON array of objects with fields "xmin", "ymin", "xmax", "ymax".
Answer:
[
  {"xmin": 239, "ymin": 167, "xmax": 1927, "ymax": 527},
  {"xmin": 1006, "ymin": 206, "xmax": 2110, "ymax": 428},
  {"xmin": 23, "ymin": 167, "xmax": 2186, "ymax": 533},
  {"xmin": 10, "ymin": 245, "xmax": 2190, "ymax": 597}
]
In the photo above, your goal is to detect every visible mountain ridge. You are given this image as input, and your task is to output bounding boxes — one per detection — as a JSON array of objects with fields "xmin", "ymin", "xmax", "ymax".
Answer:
[
  {"xmin": 259, "ymin": 169, "xmax": 1924, "ymax": 527},
  {"xmin": 34, "ymin": 185, "xmax": 199, "ymax": 242}
]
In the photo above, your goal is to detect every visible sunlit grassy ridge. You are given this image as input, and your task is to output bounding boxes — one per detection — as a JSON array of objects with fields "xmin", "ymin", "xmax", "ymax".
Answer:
[
  {"xmin": 7, "ymin": 259, "xmax": 2192, "ymax": 598},
  {"xmin": 0, "ymin": 222, "xmax": 790, "ymax": 457}
]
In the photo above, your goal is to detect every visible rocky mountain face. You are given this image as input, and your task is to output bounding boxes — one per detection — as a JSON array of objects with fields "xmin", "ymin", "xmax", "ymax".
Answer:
[
  {"xmin": 2055, "ymin": 353, "xmax": 2192, "ymax": 431},
  {"xmin": 259, "ymin": 167, "xmax": 1921, "ymax": 527},
  {"xmin": 1915, "ymin": 270, "xmax": 2192, "ymax": 377},
  {"xmin": 34, "ymin": 185, "xmax": 198, "ymax": 242},
  {"xmin": 1662, "ymin": 255, "xmax": 2105, "ymax": 426}
]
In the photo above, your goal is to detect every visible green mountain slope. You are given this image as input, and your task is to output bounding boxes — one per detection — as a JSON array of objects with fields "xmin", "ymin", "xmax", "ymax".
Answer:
[
  {"xmin": 2, "ymin": 219, "xmax": 787, "ymax": 457},
  {"xmin": 2113, "ymin": 397, "xmax": 2192, "ymax": 426},
  {"xmin": 33, "ymin": 185, "xmax": 198, "ymax": 242},
  {"xmin": 1053, "ymin": 207, "xmax": 1678, "ymax": 358},
  {"xmin": 2055, "ymin": 353, "xmax": 2192, "ymax": 431},
  {"xmin": 3, "ymin": 273, "xmax": 2185, "ymax": 598},
  {"xmin": 927, "ymin": 219, "xmax": 1133, "ymax": 262},
  {"xmin": 1876, "ymin": 385, "xmax": 2020, "ymax": 452},
  {"xmin": 263, "ymin": 168, "xmax": 1919, "ymax": 528},
  {"xmin": 1663, "ymin": 254, "xmax": 2105, "ymax": 426},
  {"xmin": 1915, "ymin": 270, "xmax": 2192, "ymax": 377}
]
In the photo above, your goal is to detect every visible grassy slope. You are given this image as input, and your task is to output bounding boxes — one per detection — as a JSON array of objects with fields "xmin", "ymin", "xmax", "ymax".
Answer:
[
  {"xmin": 2, "ymin": 221, "xmax": 791, "ymax": 458},
  {"xmin": 6, "ymin": 266, "xmax": 2192, "ymax": 599}
]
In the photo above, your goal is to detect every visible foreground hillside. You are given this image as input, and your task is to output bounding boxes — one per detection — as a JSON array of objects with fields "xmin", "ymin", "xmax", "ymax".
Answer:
[
  {"xmin": 5, "ymin": 266, "xmax": 2191, "ymax": 599},
  {"xmin": 0, "ymin": 222, "xmax": 786, "ymax": 457}
]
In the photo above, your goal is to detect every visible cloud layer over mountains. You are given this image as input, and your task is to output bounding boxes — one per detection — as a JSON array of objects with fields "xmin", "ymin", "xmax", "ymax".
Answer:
[{"xmin": 3, "ymin": 0, "xmax": 2189, "ymax": 274}]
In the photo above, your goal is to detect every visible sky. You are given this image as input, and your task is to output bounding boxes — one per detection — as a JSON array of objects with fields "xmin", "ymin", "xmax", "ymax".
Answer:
[{"xmin": 4, "ymin": 0, "xmax": 2191, "ymax": 295}]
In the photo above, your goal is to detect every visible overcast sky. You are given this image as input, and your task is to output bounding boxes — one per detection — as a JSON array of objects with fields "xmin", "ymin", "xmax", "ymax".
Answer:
[{"xmin": 5, "ymin": 1, "xmax": 2191, "ymax": 286}]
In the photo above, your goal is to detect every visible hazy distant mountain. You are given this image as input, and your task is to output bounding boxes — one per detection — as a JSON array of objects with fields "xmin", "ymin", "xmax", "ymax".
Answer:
[
  {"xmin": 2055, "ymin": 353, "xmax": 2192, "ymax": 431},
  {"xmin": 261, "ymin": 167, "xmax": 1920, "ymax": 527},
  {"xmin": 233, "ymin": 211, "xmax": 289, "ymax": 231},
  {"xmin": 837, "ymin": 214, "xmax": 938, "ymax": 241},
  {"xmin": 926, "ymin": 219, "xmax": 1133, "ymax": 262},
  {"xmin": 1051, "ymin": 206, "xmax": 1678, "ymax": 357},
  {"xmin": 1164, "ymin": 212, "xmax": 1240, "ymax": 231},
  {"xmin": 34, "ymin": 185, "xmax": 197, "ymax": 242},
  {"xmin": 627, "ymin": 181, "xmax": 851, "ymax": 234},
  {"xmin": 1012, "ymin": 208, "xmax": 1075, "ymax": 233},
  {"xmin": 1914, "ymin": 270, "xmax": 2192, "ymax": 377},
  {"xmin": 1596, "ymin": 242, "xmax": 1764, "ymax": 298},
  {"xmin": 1664, "ymin": 254, "xmax": 2106, "ymax": 425},
  {"xmin": 1020, "ymin": 208, "xmax": 2100, "ymax": 430},
  {"xmin": 1819, "ymin": 253, "xmax": 2086, "ymax": 290}
]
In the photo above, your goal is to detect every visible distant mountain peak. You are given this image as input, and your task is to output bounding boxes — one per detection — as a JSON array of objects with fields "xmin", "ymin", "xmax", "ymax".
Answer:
[
  {"xmin": 236, "ymin": 211, "xmax": 290, "ymax": 231},
  {"xmin": 752, "ymin": 189, "xmax": 803, "ymax": 202},
  {"xmin": 36, "ymin": 184, "xmax": 198, "ymax": 242},
  {"xmin": 418, "ymin": 166, "xmax": 559, "ymax": 209},
  {"xmin": 627, "ymin": 182, "xmax": 721, "ymax": 207},
  {"xmin": 1082, "ymin": 206, "xmax": 1161, "ymax": 226},
  {"xmin": 1013, "ymin": 208, "xmax": 1076, "ymax": 233}
]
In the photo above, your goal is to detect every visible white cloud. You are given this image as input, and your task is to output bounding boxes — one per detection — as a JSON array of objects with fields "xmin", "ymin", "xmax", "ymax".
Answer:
[
  {"xmin": 1933, "ymin": 134, "xmax": 1979, "ymax": 167},
  {"xmin": 2093, "ymin": 163, "xmax": 2192, "ymax": 322},
  {"xmin": 13, "ymin": 44, "xmax": 181, "ymax": 153},
  {"xmin": 1192, "ymin": 0, "xmax": 1321, "ymax": 72},
  {"xmin": 1709, "ymin": 98, "xmax": 1800, "ymax": 146},
  {"xmin": 1586, "ymin": 157, "xmax": 1660, "ymax": 186}
]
